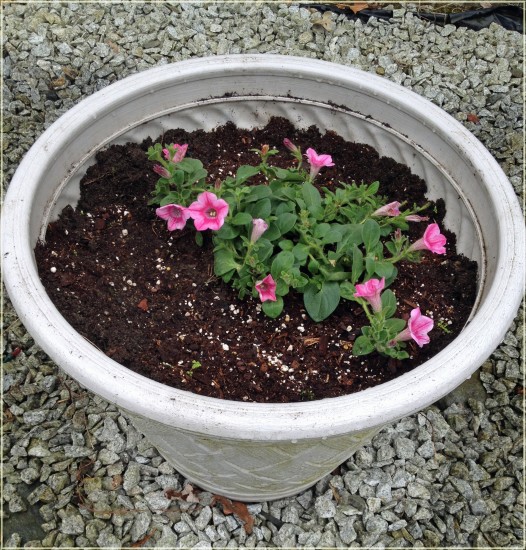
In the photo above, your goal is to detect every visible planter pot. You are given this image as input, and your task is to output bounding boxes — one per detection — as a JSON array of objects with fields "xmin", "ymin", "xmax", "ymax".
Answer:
[{"xmin": 2, "ymin": 55, "xmax": 524, "ymax": 502}]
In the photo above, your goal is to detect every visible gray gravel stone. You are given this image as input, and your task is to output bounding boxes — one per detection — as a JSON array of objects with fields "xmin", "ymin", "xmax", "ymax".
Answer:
[
  {"xmin": 58, "ymin": 507, "xmax": 85, "ymax": 535},
  {"xmin": 393, "ymin": 437, "xmax": 416, "ymax": 459},
  {"xmin": 315, "ymin": 493, "xmax": 337, "ymax": 518},
  {"xmin": 123, "ymin": 461, "xmax": 141, "ymax": 491},
  {"xmin": 407, "ymin": 482, "xmax": 431, "ymax": 499},
  {"xmin": 366, "ymin": 515, "xmax": 389, "ymax": 534},
  {"xmin": 130, "ymin": 510, "xmax": 152, "ymax": 542},
  {"xmin": 96, "ymin": 529, "xmax": 121, "ymax": 549}
]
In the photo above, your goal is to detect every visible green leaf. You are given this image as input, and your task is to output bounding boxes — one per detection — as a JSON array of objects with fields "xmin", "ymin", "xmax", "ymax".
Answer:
[
  {"xmin": 321, "ymin": 228, "xmax": 343, "ymax": 244},
  {"xmin": 362, "ymin": 219, "xmax": 381, "ymax": 253},
  {"xmin": 262, "ymin": 297, "xmax": 284, "ymax": 318},
  {"xmin": 384, "ymin": 318, "xmax": 406, "ymax": 334},
  {"xmin": 215, "ymin": 223, "xmax": 239, "ymax": 240},
  {"xmin": 385, "ymin": 265, "xmax": 398, "ymax": 287},
  {"xmin": 245, "ymin": 184, "xmax": 272, "ymax": 202},
  {"xmin": 221, "ymin": 269, "xmax": 235, "ymax": 283},
  {"xmin": 337, "ymin": 224, "xmax": 363, "ymax": 253},
  {"xmin": 325, "ymin": 270, "xmax": 350, "ymax": 282},
  {"xmin": 279, "ymin": 239, "xmax": 294, "ymax": 251},
  {"xmin": 276, "ymin": 213, "xmax": 297, "ymax": 235},
  {"xmin": 271, "ymin": 250, "xmax": 295, "ymax": 279},
  {"xmin": 187, "ymin": 167, "xmax": 208, "ymax": 185},
  {"xmin": 159, "ymin": 192, "xmax": 182, "ymax": 206},
  {"xmin": 339, "ymin": 281, "xmax": 356, "ymax": 301},
  {"xmin": 291, "ymin": 272, "xmax": 309, "ymax": 289},
  {"xmin": 176, "ymin": 158, "xmax": 198, "ymax": 172},
  {"xmin": 274, "ymin": 199, "xmax": 295, "ymax": 214},
  {"xmin": 385, "ymin": 241, "xmax": 398, "ymax": 255},
  {"xmin": 214, "ymin": 249, "xmax": 240, "ymax": 276},
  {"xmin": 236, "ymin": 165, "xmax": 261, "ymax": 185},
  {"xmin": 171, "ymin": 170, "xmax": 185, "ymax": 187},
  {"xmin": 254, "ymin": 239, "xmax": 274, "ymax": 262},
  {"xmin": 273, "ymin": 167, "xmax": 304, "ymax": 181},
  {"xmin": 374, "ymin": 260, "xmax": 395, "ymax": 279},
  {"xmin": 263, "ymin": 223, "xmax": 281, "ymax": 241},
  {"xmin": 301, "ymin": 182, "xmax": 323, "ymax": 217},
  {"xmin": 147, "ymin": 143, "xmax": 163, "ymax": 161},
  {"xmin": 352, "ymin": 335, "xmax": 375, "ymax": 356},
  {"xmin": 195, "ymin": 231, "xmax": 203, "ymax": 247},
  {"xmin": 313, "ymin": 223, "xmax": 330, "ymax": 238},
  {"xmin": 307, "ymin": 259, "xmax": 320, "ymax": 274},
  {"xmin": 275, "ymin": 279, "xmax": 289, "ymax": 297},
  {"xmin": 231, "ymin": 212, "xmax": 253, "ymax": 225},
  {"xmin": 381, "ymin": 289, "xmax": 397, "ymax": 318},
  {"xmin": 351, "ymin": 244, "xmax": 364, "ymax": 283},
  {"xmin": 303, "ymin": 282, "xmax": 340, "ymax": 322},
  {"xmin": 246, "ymin": 198, "xmax": 271, "ymax": 219},
  {"xmin": 292, "ymin": 243, "xmax": 310, "ymax": 262},
  {"xmin": 365, "ymin": 256, "xmax": 376, "ymax": 276},
  {"xmin": 365, "ymin": 181, "xmax": 380, "ymax": 196}
]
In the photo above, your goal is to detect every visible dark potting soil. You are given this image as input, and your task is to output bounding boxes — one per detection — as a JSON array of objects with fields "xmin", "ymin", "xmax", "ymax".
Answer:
[{"xmin": 35, "ymin": 117, "xmax": 478, "ymax": 403}]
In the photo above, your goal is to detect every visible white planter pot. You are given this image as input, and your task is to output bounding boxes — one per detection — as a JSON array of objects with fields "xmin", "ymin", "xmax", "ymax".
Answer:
[{"xmin": 2, "ymin": 55, "xmax": 524, "ymax": 502}]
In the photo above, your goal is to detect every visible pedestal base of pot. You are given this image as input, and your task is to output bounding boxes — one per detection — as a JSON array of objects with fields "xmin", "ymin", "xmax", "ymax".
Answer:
[{"xmin": 127, "ymin": 412, "xmax": 383, "ymax": 502}]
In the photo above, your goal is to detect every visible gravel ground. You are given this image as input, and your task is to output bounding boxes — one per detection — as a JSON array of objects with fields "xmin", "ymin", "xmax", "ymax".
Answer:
[{"xmin": 2, "ymin": 2, "xmax": 524, "ymax": 548}]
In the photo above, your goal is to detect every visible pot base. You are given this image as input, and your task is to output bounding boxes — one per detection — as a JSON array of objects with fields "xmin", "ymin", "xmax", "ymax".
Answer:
[{"xmin": 127, "ymin": 411, "xmax": 383, "ymax": 501}]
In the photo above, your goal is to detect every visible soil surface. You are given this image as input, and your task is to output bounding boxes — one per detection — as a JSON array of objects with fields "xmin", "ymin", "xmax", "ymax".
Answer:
[{"xmin": 35, "ymin": 117, "xmax": 478, "ymax": 403}]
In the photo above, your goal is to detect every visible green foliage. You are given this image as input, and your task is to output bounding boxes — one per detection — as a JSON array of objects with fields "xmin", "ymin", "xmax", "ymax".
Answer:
[{"xmin": 148, "ymin": 141, "xmax": 434, "ymax": 360}]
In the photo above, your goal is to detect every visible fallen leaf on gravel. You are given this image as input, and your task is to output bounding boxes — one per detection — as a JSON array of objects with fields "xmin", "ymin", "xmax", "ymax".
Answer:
[
  {"xmin": 336, "ymin": 2, "xmax": 369, "ymax": 12},
  {"xmin": 467, "ymin": 113, "xmax": 481, "ymax": 124},
  {"xmin": 212, "ymin": 494, "xmax": 254, "ymax": 534},
  {"xmin": 312, "ymin": 11, "xmax": 336, "ymax": 31},
  {"xmin": 165, "ymin": 483, "xmax": 200, "ymax": 503}
]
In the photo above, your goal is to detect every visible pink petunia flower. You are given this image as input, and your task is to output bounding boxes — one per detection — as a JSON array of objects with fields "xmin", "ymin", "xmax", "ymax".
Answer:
[
  {"xmin": 373, "ymin": 201, "xmax": 401, "ymax": 217},
  {"xmin": 408, "ymin": 223, "xmax": 447, "ymax": 254},
  {"xmin": 162, "ymin": 143, "xmax": 188, "ymax": 163},
  {"xmin": 250, "ymin": 218, "xmax": 268, "ymax": 243},
  {"xmin": 255, "ymin": 274, "xmax": 277, "ymax": 302},
  {"xmin": 153, "ymin": 164, "xmax": 171, "ymax": 178},
  {"xmin": 353, "ymin": 277, "xmax": 385, "ymax": 313},
  {"xmin": 156, "ymin": 204, "xmax": 190, "ymax": 231},
  {"xmin": 187, "ymin": 191, "xmax": 229, "ymax": 231},
  {"xmin": 391, "ymin": 307, "xmax": 434, "ymax": 348},
  {"xmin": 305, "ymin": 147, "xmax": 334, "ymax": 181}
]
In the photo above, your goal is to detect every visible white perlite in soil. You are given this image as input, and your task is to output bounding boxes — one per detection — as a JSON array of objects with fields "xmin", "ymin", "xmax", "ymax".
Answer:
[{"xmin": 2, "ymin": 2, "xmax": 524, "ymax": 548}]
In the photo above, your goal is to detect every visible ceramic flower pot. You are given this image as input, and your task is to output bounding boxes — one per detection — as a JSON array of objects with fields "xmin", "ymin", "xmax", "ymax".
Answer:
[{"xmin": 2, "ymin": 55, "xmax": 524, "ymax": 502}]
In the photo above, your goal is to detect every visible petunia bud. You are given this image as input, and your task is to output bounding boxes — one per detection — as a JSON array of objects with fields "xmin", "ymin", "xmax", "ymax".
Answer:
[
  {"xmin": 250, "ymin": 218, "xmax": 268, "ymax": 243},
  {"xmin": 373, "ymin": 201, "xmax": 401, "ymax": 217},
  {"xmin": 283, "ymin": 138, "xmax": 302, "ymax": 161},
  {"xmin": 153, "ymin": 164, "xmax": 171, "ymax": 178},
  {"xmin": 405, "ymin": 214, "xmax": 429, "ymax": 222}
]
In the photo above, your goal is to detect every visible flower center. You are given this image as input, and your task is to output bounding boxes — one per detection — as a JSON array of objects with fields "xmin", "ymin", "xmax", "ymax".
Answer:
[{"xmin": 206, "ymin": 208, "xmax": 217, "ymax": 218}]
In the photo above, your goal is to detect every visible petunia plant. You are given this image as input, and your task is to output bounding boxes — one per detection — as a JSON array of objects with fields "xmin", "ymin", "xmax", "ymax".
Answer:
[{"xmin": 147, "ymin": 138, "xmax": 447, "ymax": 359}]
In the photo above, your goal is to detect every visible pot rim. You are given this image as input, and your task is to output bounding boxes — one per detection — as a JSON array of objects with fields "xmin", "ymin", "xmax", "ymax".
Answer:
[{"xmin": 2, "ymin": 55, "xmax": 524, "ymax": 440}]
